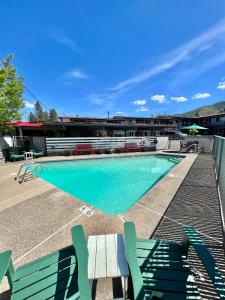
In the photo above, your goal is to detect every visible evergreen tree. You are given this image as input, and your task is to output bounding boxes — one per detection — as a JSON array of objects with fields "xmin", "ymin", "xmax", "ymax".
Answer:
[
  {"xmin": 34, "ymin": 101, "xmax": 44, "ymax": 121},
  {"xmin": 43, "ymin": 111, "xmax": 49, "ymax": 121},
  {"xmin": 49, "ymin": 108, "xmax": 58, "ymax": 121},
  {"xmin": 28, "ymin": 112, "xmax": 37, "ymax": 122},
  {"xmin": 30, "ymin": 101, "xmax": 58, "ymax": 122},
  {"xmin": 0, "ymin": 54, "xmax": 24, "ymax": 133}
]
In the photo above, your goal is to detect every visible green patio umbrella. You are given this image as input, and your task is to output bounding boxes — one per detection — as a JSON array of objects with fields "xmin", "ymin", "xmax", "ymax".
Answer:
[{"xmin": 181, "ymin": 124, "xmax": 208, "ymax": 130}]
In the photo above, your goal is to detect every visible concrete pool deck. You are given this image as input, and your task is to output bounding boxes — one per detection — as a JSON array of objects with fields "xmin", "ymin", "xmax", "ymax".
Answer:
[{"xmin": 0, "ymin": 151, "xmax": 197, "ymax": 299}]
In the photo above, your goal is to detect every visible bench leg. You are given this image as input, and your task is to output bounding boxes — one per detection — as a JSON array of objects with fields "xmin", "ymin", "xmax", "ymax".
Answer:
[
  {"xmin": 121, "ymin": 276, "xmax": 128, "ymax": 299},
  {"xmin": 89, "ymin": 279, "xmax": 93, "ymax": 291}
]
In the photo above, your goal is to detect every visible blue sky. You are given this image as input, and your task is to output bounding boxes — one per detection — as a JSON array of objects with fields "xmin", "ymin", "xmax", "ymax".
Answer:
[{"xmin": 1, "ymin": 0, "xmax": 225, "ymax": 118}]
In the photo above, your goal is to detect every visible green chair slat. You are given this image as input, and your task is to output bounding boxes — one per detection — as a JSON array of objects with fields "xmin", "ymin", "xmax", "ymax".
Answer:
[
  {"xmin": 13, "ymin": 257, "xmax": 76, "ymax": 292},
  {"xmin": 0, "ymin": 250, "xmax": 12, "ymax": 285},
  {"xmin": 143, "ymin": 277, "xmax": 198, "ymax": 295},
  {"xmin": 138, "ymin": 258, "xmax": 190, "ymax": 270},
  {"xmin": 10, "ymin": 154, "xmax": 24, "ymax": 161},
  {"xmin": 32, "ymin": 152, "xmax": 44, "ymax": 158},
  {"xmin": 124, "ymin": 221, "xmax": 146, "ymax": 300},
  {"xmin": 11, "ymin": 262, "xmax": 77, "ymax": 300},
  {"xmin": 141, "ymin": 269, "xmax": 193, "ymax": 282},
  {"xmin": 136, "ymin": 248, "xmax": 185, "ymax": 261},
  {"xmin": 33, "ymin": 154, "xmax": 43, "ymax": 158},
  {"xmin": 15, "ymin": 246, "xmax": 74, "ymax": 281},
  {"xmin": 30, "ymin": 147, "xmax": 44, "ymax": 158},
  {"xmin": 9, "ymin": 149, "xmax": 24, "ymax": 161},
  {"xmin": 71, "ymin": 225, "xmax": 92, "ymax": 300},
  {"xmin": 11, "ymin": 271, "xmax": 79, "ymax": 300},
  {"xmin": 136, "ymin": 239, "xmax": 183, "ymax": 253}
]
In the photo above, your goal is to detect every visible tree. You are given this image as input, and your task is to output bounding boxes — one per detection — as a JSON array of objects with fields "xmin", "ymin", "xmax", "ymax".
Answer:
[
  {"xmin": 31, "ymin": 101, "xmax": 58, "ymax": 122},
  {"xmin": 49, "ymin": 108, "xmax": 58, "ymax": 121},
  {"xmin": 34, "ymin": 101, "xmax": 45, "ymax": 121},
  {"xmin": 28, "ymin": 112, "xmax": 37, "ymax": 122},
  {"xmin": 0, "ymin": 54, "xmax": 24, "ymax": 133},
  {"xmin": 42, "ymin": 111, "xmax": 49, "ymax": 121}
]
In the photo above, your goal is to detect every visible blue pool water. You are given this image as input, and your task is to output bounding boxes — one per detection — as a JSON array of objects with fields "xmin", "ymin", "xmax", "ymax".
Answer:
[{"xmin": 36, "ymin": 155, "xmax": 182, "ymax": 215}]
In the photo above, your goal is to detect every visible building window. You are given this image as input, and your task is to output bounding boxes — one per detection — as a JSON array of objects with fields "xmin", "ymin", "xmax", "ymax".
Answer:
[
  {"xmin": 144, "ymin": 131, "xmax": 150, "ymax": 136},
  {"xmin": 216, "ymin": 117, "xmax": 220, "ymax": 122},
  {"xmin": 127, "ymin": 131, "xmax": 135, "ymax": 136}
]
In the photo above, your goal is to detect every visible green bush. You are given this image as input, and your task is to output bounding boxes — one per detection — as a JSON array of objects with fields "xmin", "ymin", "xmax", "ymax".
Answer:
[
  {"xmin": 103, "ymin": 149, "xmax": 111, "ymax": 154},
  {"xmin": 114, "ymin": 148, "xmax": 122, "ymax": 153},
  {"xmin": 94, "ymin": 149, "xmax": 101, "ymax": 154}
]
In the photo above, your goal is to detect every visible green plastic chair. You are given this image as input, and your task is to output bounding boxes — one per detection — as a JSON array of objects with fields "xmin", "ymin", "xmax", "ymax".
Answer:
[
  {"xmin": 30, "ymin": 146, "xmax": 44, "ymax": 158},
  {"xmin": 9, "ymin": 148, "xmax": 24, "ymax": 162},
  {"xmin": 0, "ymin": 225, "xmax": 92, "ymax": 300},
  {"xmin": 124, "ymin": 221, "xmax": 225, "ymax": 300}
]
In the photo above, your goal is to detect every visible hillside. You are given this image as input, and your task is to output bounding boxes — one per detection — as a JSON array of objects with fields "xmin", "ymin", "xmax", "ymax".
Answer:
[{"xmin": 180, "ymin": 101, "xmax": 225, "ymax": 117}]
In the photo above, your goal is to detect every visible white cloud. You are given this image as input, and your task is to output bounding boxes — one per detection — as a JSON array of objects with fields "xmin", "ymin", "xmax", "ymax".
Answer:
[
  {"xmin": 24, "ymin": 101, "xmax": 35, "ymax": 108},
  {"xmin": 136, "ymin": 107, "xmax": 149, "ymax": 112},
  {"xmin": 151, "ymin": 95, "xmax": 166, "ymax": 103},
  {"xmin": 171, "ymin": 96, "xmax": 188, "ymax": 102},
  {"xmin": 115, "ymin": 111, "xmax": 123, "ymax": 114},
  {"xmin": 65, "ymin": 69, "xmax": 88, "ymax": 79},
  {"xmin": 198, "ymin": 44, "xmax": 212, "ymax": 52},
  {"xmin": 89, "ymin": 94, "xmax": 104, "ymax": 105},
  {"xmin": 131, "ymin": 99, "xmax": 146, "ymax": 106},
  {"xmin": 50, "ymin": 31, "xmax": 78, "ymax": 52},
  {"xmin": 58, "ymin": 69, "xmax": 89, "ymax": 85},
  {"xmin": 217, "ymin": 81, "xmax": 225, "ymax": 90},
  {"xmin": 193, "ymin": 92, "xmax": 211, "ymax": 99},
  {"xmin": 109, "ymin": 18, "xmax": 225, "ymax": 92}
]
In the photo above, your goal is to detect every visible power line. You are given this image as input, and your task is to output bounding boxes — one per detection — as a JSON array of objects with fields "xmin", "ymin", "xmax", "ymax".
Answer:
[{"xmin": 23, "ymin": 86, "xmax": 51, "ymax": 111}]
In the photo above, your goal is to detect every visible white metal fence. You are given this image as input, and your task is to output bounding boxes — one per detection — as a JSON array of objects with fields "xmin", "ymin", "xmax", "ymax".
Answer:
[
  {"xmin": 156, "ymin": 137, "xmax": 169, "ymax": 150},
  {"xmin": 213, "ymin": 136, "xmax": 225, "ymax": 234},
  {"xmin": 182, "ymin": 135, "xmax": 214, "ymax": 153},
  {"xmin": 46, "ymin": 136, "xmax": 157, "ymax": 154}
]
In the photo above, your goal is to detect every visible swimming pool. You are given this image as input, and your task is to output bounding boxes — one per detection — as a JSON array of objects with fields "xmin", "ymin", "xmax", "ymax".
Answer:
[{"xmin": 36, "ymin": 155, "xmax": 182, "ymax": 215}]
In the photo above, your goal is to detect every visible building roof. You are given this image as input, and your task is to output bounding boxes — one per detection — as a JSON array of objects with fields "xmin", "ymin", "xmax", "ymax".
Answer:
[
  {"xmin": 177, "ymin": 111, "xmax": 225, "ymax": 119},
  {"xmin": 44, "ymin": 121, "xmax": 176, "ymax": 128},
  {"xmin": 59, "ymin": 116, "xmax": 109, "ymax": 121},
  {"xmin": 7, "ymin": 122, "xmax": 43, "ymax": 127},
  {"xmin": 112, "ymin": 115, "xmax": 176, "ymax": 120},
  {"xmin": 59, "ymin": 115, "xmax": 177, "ymax": 121}
]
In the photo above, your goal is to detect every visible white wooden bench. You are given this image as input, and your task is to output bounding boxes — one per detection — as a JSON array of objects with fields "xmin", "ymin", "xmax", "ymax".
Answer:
[{"xmin": 88, "ymin": 234, "xmax": 129, "ymax": 299}]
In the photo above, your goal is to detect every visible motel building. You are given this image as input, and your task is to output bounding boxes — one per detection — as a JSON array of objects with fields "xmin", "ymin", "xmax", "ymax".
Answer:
[{"xmin": 9, "ymin": 112, "xmax": 225, "ymax": 138}]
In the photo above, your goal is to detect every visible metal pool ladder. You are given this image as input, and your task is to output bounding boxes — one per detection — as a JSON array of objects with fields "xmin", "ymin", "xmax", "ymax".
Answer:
[{"xmin": 15, "ymin": 162, "xmax": 43, "ymax": 184}]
